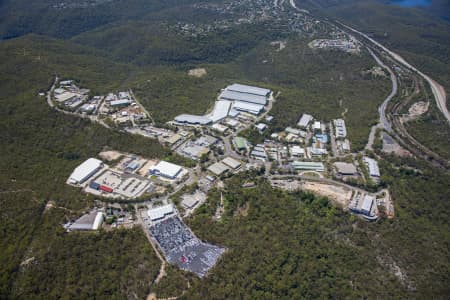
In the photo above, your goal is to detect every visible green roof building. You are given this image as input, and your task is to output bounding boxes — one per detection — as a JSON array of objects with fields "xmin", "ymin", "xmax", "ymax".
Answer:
[
  {"xmin": 292, "ymin": 161, "xmax": 325, "ymax": 172},
  {"xmin": 233, "ymin": 137, "xmax": 247, "ymax": 151}
]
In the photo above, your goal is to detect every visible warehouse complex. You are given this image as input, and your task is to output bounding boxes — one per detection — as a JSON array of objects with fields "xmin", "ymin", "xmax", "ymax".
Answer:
[{"xmin": 174, "ymin": 83, "xmax": 272, "ymax": 125}]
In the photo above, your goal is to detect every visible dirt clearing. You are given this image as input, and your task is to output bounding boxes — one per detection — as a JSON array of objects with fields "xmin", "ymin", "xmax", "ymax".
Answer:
[
  {"xmin": 98, "ymin": 150, "xmax": 123, "ymax": 161},
  {"xmin": 188, "ymin": 68, "xmax": 207, "ymax": 77},
  {"xmin": 302, "ymin": 182, "xmax": 352, "ymax": 208}
]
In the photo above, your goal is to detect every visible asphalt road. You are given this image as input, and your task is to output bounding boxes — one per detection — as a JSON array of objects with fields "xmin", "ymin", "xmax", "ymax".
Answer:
[
  {"xmin": 367, "ymin": 48, "xmax": 397, "ymax": 133},
  {"xmin": 340, "ymin": 22, "xmax": 449, "ymax": 124}
]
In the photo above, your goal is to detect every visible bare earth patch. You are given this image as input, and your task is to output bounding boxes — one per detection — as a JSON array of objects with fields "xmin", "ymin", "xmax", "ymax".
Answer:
[
  {"xmin": 188, "ymin": 68, "xmax": 207, "ymax": 78},
  {"xmin": 408, "ymin": 101, "xmax": 429, "ymax": 117},
  {"xmin": 302, "ymin": 182, "xmax": 352, "ymax": 208},
  {"xmin": 98, "ymin": 150, "xmax": 123, "ymax": 161}
]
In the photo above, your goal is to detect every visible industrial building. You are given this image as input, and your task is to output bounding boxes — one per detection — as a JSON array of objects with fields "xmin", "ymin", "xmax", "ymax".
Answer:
[
  {"xmin": 313, "ymin": 121, "xmax": 321, "ymax": 132},
  {"xmin": 350, "ymin": 193, "xmax": 375, "ymax": 218},
  {"xmin": 251, "ymin": 145, "xmax": 267, "ymax": 161},
  {"xmin": 220, "ymin": 90, "xmax": 267, "ymax": 105},
  {"xmin": 55, "ymin": 91, "xmax": 77, "ymax": 103},
  {"xmin": 307, "ymin": 147, "xmax": 328, "ymax": 157},
  {"xmin": 218, "ymin": 83, "xmax": 271, "ymax": 115},
  {"xmin": 290, "ymin": 145, "xmax": 305, "ymax": 157},
  {"xmin": 207, "ymin": 162, "xmax": 229, "ymax": 176},
  {"xmin": 233, "ymin": 137, "xmax": 248, "ymax": 151},
  {"xmin": 174, "ymin": 114, "xmax": 212, "ymax": 125},
  {"xmin": 68, "ymin": 158, "xmax": 104, "ymax": 184},
  {"xmin": 363, "ymin": 157, "xmax": 380, "ymax": 177},
  {"xmin": 334, "ymin": 119, "xmax": 347, "ymax": 139},
  {"xmin": 207, "ymin": 100, "xmax": 232, "ymax": 123},
  {"xmin": 334, "ymin": 162, "xmax": 357, "ymax": 175},
  {"xmin": 211, "ymin": 123, "xmax": 229, "ymax": 134},
  {"xmin": 149, "ymin": 161, "xmax": 183, "ymax": 179},
  {"xmin": 297, "ymin": 114, "xmax": 313, "ymax": 128},
  {"xmin": 256, "ymin": 123, "xmax": 267, "ymax": 132},
  {"xmin": 314, "ymin": 134, "xmax": 328, "ymax": 144},
  {"xmin": 222, "ymin": 157, "xmax": 242, "ymax": 170},
  {"xmin": 147, "ymin": 204, "xmax": 175, "ymax": 222},
  {"xmin": 227, "ymin": 83, "xmax": 271, "ymax": 97},
  {"xmin": 181, "ymin": 145, "xmax": 210, "ymax": 160},
  {"xmin": 67, "ymin": 211, "xmax": 104, "ymax": 231},
  {"xmin": 231, "ymin": 101, "xmax": 264, "ymax": 115},
  {"xmin": 291, "ymin": 161, "xmax": 325, "ymax": 172},
  {"xmin": 110, "ymin": 99, "xmax": 132, "ymax": 107}
]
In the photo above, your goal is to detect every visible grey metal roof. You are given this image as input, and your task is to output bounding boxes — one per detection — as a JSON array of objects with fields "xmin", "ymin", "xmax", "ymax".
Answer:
[
  {"xmin": 297, "ymin": 114, "xmax": 313, "ymax": 127},
  {"xmin": 174, "ymin": 114, "xmax": 212, "ymax": 125},
  {"xmin": 232, "ymin": 101, "xmax": 264, "ymax": 114},
  {"xmin": 220, "ymin": 90, "xmax": 267, "ymax": 105},
  {"xmin": 227, "ymin": 83, "xmax": 271, "ymax": 96}
]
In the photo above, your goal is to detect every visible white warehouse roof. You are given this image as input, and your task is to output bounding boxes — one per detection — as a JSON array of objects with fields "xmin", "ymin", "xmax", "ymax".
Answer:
[
  {"xmin": 174, "ymin": 114, "xmax": 212, "ymax": 125},
  {"xmin": 147, "ymin": 204, "xmax": 174, "ymax": 221},
  {"xmin": 232, "ymin": 101, "xmax": 264, "ymax": 115},
  {"xmin": 297, "ymin": 114, "xmax": 313, "ymax": 128},
  {"xmin": 363, "ymin": 157, "xmax": 380, "ymax": 177},
  {"xmin": 150, "ymin": 161, "xmax": 182, "ymax": 179},
  {"xmin": 208, "ymin": 100, "xmax": 232, "ymax": 123},
  {"xmin": 227, "ymin": 83, "xmax": 271, "ymax": 96},
  {"xmin": 69, "ymin": 158, "xmax": 103, "ymax": 184},
  {"xmin": 220, "ymin": 90, "xmax": 267, "ymax": 105},
  {"xmin": 222, "ymin": 157, "xmax": 241, "ymax": 169},
  {"xmin": 361, "ymin": 195, "xmax": 374, "ymax": 213},
  {"xmin": 110, "ymin": 99, "xmax": 131, "ymax": 106}
]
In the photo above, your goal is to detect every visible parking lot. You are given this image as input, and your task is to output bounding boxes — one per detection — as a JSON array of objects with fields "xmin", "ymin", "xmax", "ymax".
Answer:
[{"xmin": 149, "ymin": 216, "xmax": 225, "ymax": 277}]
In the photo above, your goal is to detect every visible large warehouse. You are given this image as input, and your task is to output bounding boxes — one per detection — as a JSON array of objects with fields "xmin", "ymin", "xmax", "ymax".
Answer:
[
  {"xmin": 231, "ymin": 101, "xmax": 265, "ymax": 115},
  {"xmin": 149, "ymin": 161, "xmax": 183, "ymax": 179},
  {"xmin": 207, "ymin": 100, "xmax": 232, "ymax": 123},
  {"xmin": 67, "ymin": 211, "xmax": 104, "ymax": 231},
  {"xmin": 227, "ymin": 83, "xmax": 271, "ymax": 97},
  {"xmin": 174, "ymin": 114, "xmax": 212, "ymax": 125},
  {"xmin": 219, "ymin": 90, "xmax": 267, "ymax": 105},
  {"xmin": 147, "ymin": 204, "xmax": 174, "ymax": 222},
  {"xmin": 68, "ymin": 158, "xmax": 103, "ymax": 184},
  {"xmin": 219, "ymin": 83, "xmax": 271, "ymax": 108}
]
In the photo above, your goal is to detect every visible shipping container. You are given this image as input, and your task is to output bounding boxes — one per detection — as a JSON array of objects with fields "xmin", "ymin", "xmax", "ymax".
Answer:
[
  {"xmin": 89, "ymin": 182, "xmax": 100, "ymax": 190},
  {"xmin": 100, "ymin": 185, "xmax": 113, "ymax": 193}
]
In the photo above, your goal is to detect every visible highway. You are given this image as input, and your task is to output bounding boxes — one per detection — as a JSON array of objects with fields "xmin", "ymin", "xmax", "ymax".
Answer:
[{"xmin": 339, "ymin": 22, "xmax": 449, "ymax": 124}]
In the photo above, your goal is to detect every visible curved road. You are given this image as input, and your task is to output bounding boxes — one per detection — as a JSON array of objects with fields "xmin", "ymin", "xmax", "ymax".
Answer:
[
  {"xmin": 339, "ymin": 22, "xmax": 449, "ymax": 124},
  {"xmin": 367, "ymin": 48, "xmax": 397, "ymax": 133},
  {"xmin": 288, "ymin": 0, "xmax": 448, "ymax": 124}
]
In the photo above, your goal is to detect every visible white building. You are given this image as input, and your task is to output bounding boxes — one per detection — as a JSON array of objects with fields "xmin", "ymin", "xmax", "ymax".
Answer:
[
  {"xmin": 222, "ymin": 157, "xmax": 242, "ymax": 170},
  {"xmin": 290, "ymin": 145, "xmax": 305, "ymax": 157},
  {"xmin": 208, "ymin": 100, "xmax": 232, "ymax": 123},
  {"xmin": 297, "ymin": 114, "xmax": 313, "ymax": 128},
  {"xmin": 363, "ymin": 157, "xmax": 380, "ymax": 177},
  {"xmin": 334, "ymin": 119, "xmax": 347, "ymax": 139},
  {"xmin": 313, "ymin": 121, "xmax": 321, "ymax": 131},
  {"xmin": 232, "ymin": 101, "xmax": 264, "ymax": 115},
  {"xmin": 147, "ymin": 204, "xmax": 174, "ymax": 221},
  {"xmin": 256, "ymin": 123, "xmax": 267, "ymax": 132},
  {"xmin": 149, "ymin": 161, "xmax": 183, "ymax": 179},
  {"xmin": 67, "ymin": 211, "xmax": 103, "ymax": 231},
  {"xmin": 68, "ymin": 158, "xmax": 103, "ymax": 184},
  {"xmin": 361, "ymin": 195, "xmax": 374, "ymax": 216}
]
